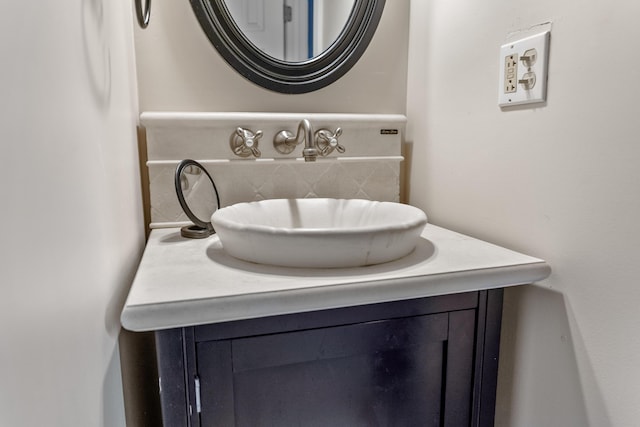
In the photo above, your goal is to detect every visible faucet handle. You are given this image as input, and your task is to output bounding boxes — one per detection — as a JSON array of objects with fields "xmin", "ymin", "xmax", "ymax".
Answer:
[
  {"xmin": 231, "ymin": 127, "xmax": 262, "ymax": 158},
  {"xmin": 315, "ymin": 127, "xmax": 345, "ymax": 156}
]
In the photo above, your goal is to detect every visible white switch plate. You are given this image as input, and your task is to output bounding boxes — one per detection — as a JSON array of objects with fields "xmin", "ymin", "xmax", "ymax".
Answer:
[{"xmin": 498, "ymin": 30, "xmax": 550, "ymax": 107}]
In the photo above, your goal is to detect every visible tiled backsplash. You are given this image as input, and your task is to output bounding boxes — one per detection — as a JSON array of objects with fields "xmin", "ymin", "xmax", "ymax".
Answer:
[{"xmin": 142, "ymin": 112, "xmax": 406, "ymax": 228}]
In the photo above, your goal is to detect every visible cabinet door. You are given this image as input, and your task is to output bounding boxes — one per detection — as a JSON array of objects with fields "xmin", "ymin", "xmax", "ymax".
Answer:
[{"xmin": 196, "ymin": 311, "xmax": 476, "ymax": 427}]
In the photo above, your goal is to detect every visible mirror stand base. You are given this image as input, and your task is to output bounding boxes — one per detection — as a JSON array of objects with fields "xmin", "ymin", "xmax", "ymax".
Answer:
[{"xmin": 181, "ymin": 225, "xmax": 214, "ymax": 239}]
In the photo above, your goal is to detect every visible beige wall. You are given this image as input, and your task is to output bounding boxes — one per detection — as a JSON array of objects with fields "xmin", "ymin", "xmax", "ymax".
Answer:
[
  {"xmin": 128, "ymin": 0, "xmax": 640, "ymax": 425},
  {"xmin": 0, "ymin": 2, "xmax": 144, "ymax": 426},
  {"xmin": 407, "ymin": 0, "xmax": 640, "ymax": 426},
  {"xmin": 134, "ymin": 1, "xmax": 409, "ymax": 113}
]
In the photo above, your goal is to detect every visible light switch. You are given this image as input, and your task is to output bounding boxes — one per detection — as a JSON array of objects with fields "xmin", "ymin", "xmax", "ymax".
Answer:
[{"xmin": 498, "ymin": 30, "xmax": 550, "ymax": 107}]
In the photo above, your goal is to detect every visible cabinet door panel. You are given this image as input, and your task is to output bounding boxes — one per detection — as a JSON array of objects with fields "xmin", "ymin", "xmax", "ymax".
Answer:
[
  {"xmin": 198, "ymin": 313, "xmax": 451, "ymax": 427},
  {"xmin": 232, "ymin": 312, "xmax": 448, "ymax": 372}
]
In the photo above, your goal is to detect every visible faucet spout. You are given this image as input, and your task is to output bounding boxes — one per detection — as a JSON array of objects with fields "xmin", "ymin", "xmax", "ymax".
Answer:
[{"xmin": 296, "ymin": 119, "xmax": 317, "ymax": 162}]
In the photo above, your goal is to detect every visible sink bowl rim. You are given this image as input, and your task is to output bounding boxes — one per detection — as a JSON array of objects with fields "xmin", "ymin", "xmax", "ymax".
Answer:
[{"xmin": 211, "ymin": 198, "xmax": 428, "ymax": 236}]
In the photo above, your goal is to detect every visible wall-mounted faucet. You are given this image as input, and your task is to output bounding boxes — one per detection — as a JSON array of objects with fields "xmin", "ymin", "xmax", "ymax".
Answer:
[
  {"xmin": 274, "ymin": 119, "xmax": 318, "ymax": 162},
  {"xmin": 274, "ymin": 119, "xmax": 345, "ymax": 161}
]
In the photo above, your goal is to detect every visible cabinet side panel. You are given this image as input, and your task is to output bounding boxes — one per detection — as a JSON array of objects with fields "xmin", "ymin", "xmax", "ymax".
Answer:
[
  {"xmin": 155, "ymin": 329, "xmax": 189, "ymax": 427},
  {"xmin": 473, "ymin": 288, "xmax": 504, "ymax": 427}
]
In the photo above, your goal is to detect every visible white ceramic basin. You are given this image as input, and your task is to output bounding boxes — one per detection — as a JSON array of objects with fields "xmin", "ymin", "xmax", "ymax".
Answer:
[{"xmin": 211, "ymin": 198, "xmax": 427, "ymax": 268}]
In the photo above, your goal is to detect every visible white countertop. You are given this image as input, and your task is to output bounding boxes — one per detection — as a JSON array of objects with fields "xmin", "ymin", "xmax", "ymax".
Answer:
[{"xmin": 121, "ymin": 224, "xmax": 550, "ymax": 331}]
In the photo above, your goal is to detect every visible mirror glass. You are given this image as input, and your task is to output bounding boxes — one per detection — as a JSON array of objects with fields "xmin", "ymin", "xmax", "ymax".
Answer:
[
  {"xmin": 224, "ymin": 0, "xmax": 355, "ymax": 62},
  {"xmin": 190, "ymin": 0, "xmax": 385, "ymax": 93},
  {"xmin": 175, "ymin": 160, "xmax": 220, "ymax": 238}
]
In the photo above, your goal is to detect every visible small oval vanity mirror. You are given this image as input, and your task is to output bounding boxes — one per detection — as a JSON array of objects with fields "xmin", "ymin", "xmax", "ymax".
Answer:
[
  {"xmin": 175, "ymin": 159, "xmax": 221, "ymax": 239},
  {"xmin": 189, "ymin": 0, "xmax": 385, "ymax": 93}
]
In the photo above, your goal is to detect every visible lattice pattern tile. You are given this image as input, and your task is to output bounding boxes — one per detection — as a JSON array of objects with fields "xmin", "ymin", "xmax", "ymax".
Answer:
[{"xmin": 148, "ymin": 160, "xmax": 401, "ymax": 226}]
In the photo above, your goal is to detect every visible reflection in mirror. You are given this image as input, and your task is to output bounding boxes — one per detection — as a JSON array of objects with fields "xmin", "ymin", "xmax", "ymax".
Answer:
[
  {"xmin": 224, "ymin": 0, "xmax": 356, "ymax": 62},
  {"xmin": 189, "ymin": 0, "xmax": 385, "ymax": 93},
  {"xmin": 175, "ymin": 160, "xmax": 220, "ymax": 239}
]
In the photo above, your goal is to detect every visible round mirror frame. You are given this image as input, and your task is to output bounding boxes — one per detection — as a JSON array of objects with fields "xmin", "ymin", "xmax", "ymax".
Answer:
[
  {"xmin": 175, "ymin": 159, "xmax": 221, "ymax": 239},
  {"xmin": 189, "ymin": 0, "xmax": 386, "ymax": 94}
]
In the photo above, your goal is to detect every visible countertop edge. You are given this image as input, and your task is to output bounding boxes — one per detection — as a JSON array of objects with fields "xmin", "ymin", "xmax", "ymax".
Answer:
[{"xmin": 121, "ymin": 261, "xmax": 550, "ymax": 332}]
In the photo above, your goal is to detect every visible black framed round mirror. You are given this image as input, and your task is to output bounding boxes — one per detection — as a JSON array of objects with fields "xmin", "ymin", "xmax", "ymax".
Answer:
[
  {"xmin": 175, "ymin": 159, "xmax": 221, "ymax": 239},
  {"xmin": 189, "ymin": 0, "xmax": 386, "ymax": 93}
]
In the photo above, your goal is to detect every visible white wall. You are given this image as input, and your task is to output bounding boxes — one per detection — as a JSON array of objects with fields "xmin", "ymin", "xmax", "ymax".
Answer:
[
  {"xmin": 407, "ymin": 0, "xmax": 640, "ymax": 426},
  {"xmin": 133, "ymin": 0, "xmax": 409, "ymax": 113},
  {"xmin": 0, "ymin": 2, "xmax": 144, "ymax": 426},
  {"xmin": 22, "ymin": 0, "xmax": 636, "ymax": 424}
]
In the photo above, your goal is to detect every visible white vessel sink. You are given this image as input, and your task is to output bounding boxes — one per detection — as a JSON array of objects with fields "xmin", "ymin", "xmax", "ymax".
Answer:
[{"xmin": 211, "ymin": 198, "xmax": 427, "ymax": 268}]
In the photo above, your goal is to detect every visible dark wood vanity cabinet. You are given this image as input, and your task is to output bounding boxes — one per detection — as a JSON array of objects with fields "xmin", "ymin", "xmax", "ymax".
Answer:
[{"xmin": 155, "ymin": 289, "xmax": 504, "ymax": 427}]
